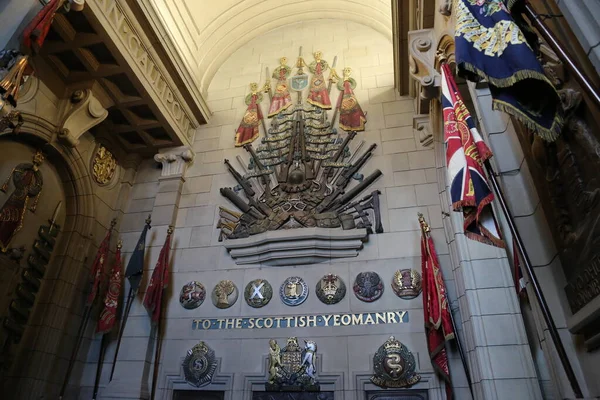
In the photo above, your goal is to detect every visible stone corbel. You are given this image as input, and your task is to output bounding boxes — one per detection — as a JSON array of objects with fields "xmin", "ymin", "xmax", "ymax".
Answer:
[
  {"xmin": 413, "ymin": 114, "xmax": 433, "ymax": 148},
  {"xmin": 439, "ymin": 0, "xmax": 452, "ymax": 16},
  {"xmin": 154, "ymin": 146, "xmax": 194, "ymax": 178},
  {"xmin": 57, "ymin": 89, "xmax": 108, "ymax": 147},
  {"xmin": 409, "ymin": 29, "xmax": 440, "ymax": 115}
]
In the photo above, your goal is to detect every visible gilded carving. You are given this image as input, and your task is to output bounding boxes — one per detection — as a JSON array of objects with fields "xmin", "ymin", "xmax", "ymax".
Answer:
[
  {"xmin": 265, "ymin": 337, "xmax": 319, "ymax": 391},
  {"xmin": 92, "ymin": 145, "xmax": 117, "ymax": 185},
  {"xmin": 371, "ymin": 336, "xmax": 421, "ymax": 388}
]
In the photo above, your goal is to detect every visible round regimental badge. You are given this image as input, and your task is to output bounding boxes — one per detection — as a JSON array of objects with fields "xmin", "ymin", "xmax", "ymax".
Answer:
[
  {"xmin": 244, "ymin": 279, "xmax": 273, "ymax": 308},
  {"xmin": 315, "ymin": 274, "xmax": 346, "ymax": 305},
  {"xmin": 211, "ymin": 280, "xmax": 239, "ymax": 309},
  {"xmin": 280, "ymin": 276, "xmax": 309, "ymax": 306},
  {"xmin": 353, "ymin": 271, "xmax": 384, "ymax": 302},
  {"xmin": 391, "ymin": 269, "xmax": 422, "ymax": 300},
  {"xmin": 179, "ymin": 281, "xmax": 206, "ymax": 309}
]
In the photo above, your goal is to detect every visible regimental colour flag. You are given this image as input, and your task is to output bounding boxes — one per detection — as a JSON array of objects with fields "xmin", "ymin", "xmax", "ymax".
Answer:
[
  {"xmin": 420, "ymin": 216, "xmax": 454, "ymax": 400},
  {"xmin": 86, "ymin": 222, "xmax": 114, "ymax": 306},
  {"xmin": 23, "ymin": 0, "xmax": 61, "ymax": 54},
  {"xmin": 125, "ymin": 216, "xmax": 151, "ymax": 292},
  {"xmin": 97, "ymin": 242, "xmax": 123, "ymax": 334},
  {"xmin": 441, "ymin": 63, "xmax": 505, "ymax": 248},
  {"xmin": 143, "ymin": 227, "xmax": 173, "ymax": 324},
  {"xmin": 454, "ymin": 0, "xmax": 562, "ymax": 141}
]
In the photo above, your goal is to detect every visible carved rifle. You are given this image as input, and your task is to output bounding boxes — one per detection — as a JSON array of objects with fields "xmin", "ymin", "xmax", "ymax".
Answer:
[
  {"xmin": 220, "ymin": 187, "xmax": 265, "ymax": 220},
  {"xmin": 337, "ymin": 190, "xmax": 383, "ymax": 234},
  {"xmin": 318, "ymin": 169, "xmax": 382, "ymax": 213},
  {"xmin": 224, "ymin": 159, "xmax": 255, "ymax": 197}
]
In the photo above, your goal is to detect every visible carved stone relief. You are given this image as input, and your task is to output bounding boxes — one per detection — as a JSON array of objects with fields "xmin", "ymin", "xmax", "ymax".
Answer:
[{"xmin": 57, "ymin": 89, "xmax": 108, "ymax": 148}]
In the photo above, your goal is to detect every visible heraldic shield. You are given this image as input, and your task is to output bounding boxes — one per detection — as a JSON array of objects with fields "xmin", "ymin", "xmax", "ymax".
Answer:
[
  {"xmin": 266, "ymin": 337, "xmax": 320, "ymax": 391},
  {"xmin": 371, "ymin": 336, "xmax": 421, "ymax": 388},
  {"xmin": 183, "ymin": 341, "xmax": 218, "ymax": 388}
]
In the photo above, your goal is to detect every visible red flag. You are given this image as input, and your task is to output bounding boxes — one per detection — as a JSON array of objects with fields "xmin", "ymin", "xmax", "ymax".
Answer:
[
  {"xmin": 421, "ymin": 217, "xmax": 454, "ymax": 399},
  {"xmin": 97, "ymin": 242, "xmax": 123, "ymax": 334},
  {"xmin": 143, "ymin": 227, "xmax": 172, "ymax": 324},
  {"xmin": 441, "ymin": 63, "xmax": 505, "ymax": 248},
  {"xmin": 86, "ymin": 223, "xmax": 114, "ymax": 305},
  {"xmin": 22, "ymin": 0, "xmax": 61, "ymax": 54}
]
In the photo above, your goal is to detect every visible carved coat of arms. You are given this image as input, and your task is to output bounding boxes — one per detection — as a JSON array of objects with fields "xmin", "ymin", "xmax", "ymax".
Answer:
[
  {"xmin": 179, "ymin": 281, "xmax": 206, "ymax": 309},
  {"xmin": 391, "ymin": 269, "xmax": 422, "ymax": 300},
  {"xmin": 371, "ymin": 336, "xmax": 420, "ymax": 388},
  {"xmin": 211, "ymin": 280, "xmax": 239, "ymax": 309},
  {"xmin": 266, "ymin": 337, "xmax": 319, "ymax": 391},
  {"xmin": 353, "ymin": 271, "xmax": 384, "ymax": 302},
  {"xmin": 183, "ymin": 341, "xmax": 217, "ymax": 388},
  {"xmin": 315, "ymin": 274, "xmax": 346, "ymax": 305},
  {"xmin": 280, "ymin": 276, "xmax": 309, "ymax": 306},
  {"xmin": 244, "ymin": 278, "xmax": 273, "ymax": 308}
]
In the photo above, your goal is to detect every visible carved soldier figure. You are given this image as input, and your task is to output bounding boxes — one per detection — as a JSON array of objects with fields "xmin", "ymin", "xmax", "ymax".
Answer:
[
  {"xmin": 268, "ymin": 339, "xmax": 281, "ymax": 383},
  {"xmin": 268, "ymin": 57, "xmax": 293, "ymax": 117},
  {"xmin": 336, "ymin": 67, "xmax": 367, "ymax": 131},
  {"xmin": 307, "ymin": 51, "xmax": 331, "ymax": 109},
  {"xmin": 235, "ymin": 83, "xmax": 264, "ymax": 147},
  {"xmin": 0, "ymin": 150, "xmax": 44, "ymax": 252}
]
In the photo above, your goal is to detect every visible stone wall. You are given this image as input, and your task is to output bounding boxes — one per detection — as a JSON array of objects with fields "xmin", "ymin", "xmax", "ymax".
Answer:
[{"xmin": 89, "ymin": 19, "xmax": 464, "ymax": 400}]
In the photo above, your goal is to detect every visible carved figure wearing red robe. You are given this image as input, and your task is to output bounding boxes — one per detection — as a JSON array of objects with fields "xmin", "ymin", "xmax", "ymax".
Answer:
[
  {"xmin": 235, "ymin": 83, "xmax": 264, "ymax": 147},
  {"xmin": 0, "ymin": 151, "xmax": 44, "ymax": 252},
  {"xmin": 307, "ymin": 51, "xmax": 331, "ymax": 109},
  {"xmin": 268, "ymin": 57, "xmax": 293, "ymax": 117},
  {"xmin": 337, "ymin": 67, "xmax": 367, "ymax": 131}
]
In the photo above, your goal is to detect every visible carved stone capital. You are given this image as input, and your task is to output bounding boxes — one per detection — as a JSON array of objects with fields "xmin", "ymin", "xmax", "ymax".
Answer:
[
  {"xmin": 154, "ymin": 146, "xmax": 194, "ymax": 178},
  {"xmin": 57, "ymin": 89, "xmax": 108, "ymax": 147},
  {"xmin": 408, "ymin": 29, "xmax": 440, "ymax": 115},
  {"xmin": 413, "ymin": 114, "xmax": 433, "ymax": 148}
]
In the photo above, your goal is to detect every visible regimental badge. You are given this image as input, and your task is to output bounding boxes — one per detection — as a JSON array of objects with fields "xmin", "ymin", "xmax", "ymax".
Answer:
[
  {"xmin": 371, "ymin": 336, "xmax": 421, "ymax": 388},
  {"xmin": 182, "ymin": 341, "xmax": 218, "ymax": 388},
  {"xmin": 265, "ymin": 337, "xmax": 320, "ymax": 391},
  {"xmin": 211, "ymin": 280, "xmax": 239, "ymax": 309},
  {"xmin": 392, "ymin": 269, "xmax": 422, "ymax": 300},
  {"xmin": 280, "ymin": 277, "xmax": 309, "ymax": 306},
  {"xmin": 353, "ymin": 271, "xmax": 384, "ymax": 302},
  {"xmin": 315, "ymin": 274, "xmax": 346, "ymax": 305},
  {"xmin": 244, "ymin": 279, "xmax": 273, "ymax": 308},
  {"xmin": 179, "ymin": 281, "xmax": 206, "ymax": 309}
]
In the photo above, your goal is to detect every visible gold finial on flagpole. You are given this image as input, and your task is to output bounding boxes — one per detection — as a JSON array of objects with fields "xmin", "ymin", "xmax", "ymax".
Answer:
[
  {"xmin": 117, "ymin": 239, "xmax": 123, "ymax": 250},
  {"xmin": 417, "ymin": 212, "xmax": 431, "ymax": 233},
  {"xmin": 167, "ymin": 225, "xmax": 174, "ymax": 235}
]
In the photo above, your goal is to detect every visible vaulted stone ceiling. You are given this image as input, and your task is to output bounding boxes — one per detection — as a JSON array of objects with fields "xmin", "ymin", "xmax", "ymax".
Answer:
[{"xmin": 139, "ymin": 0, "xmax": 392, "ymax": 97}]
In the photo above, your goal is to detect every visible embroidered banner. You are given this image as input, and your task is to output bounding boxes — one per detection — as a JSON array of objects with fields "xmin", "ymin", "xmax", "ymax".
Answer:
[{"xmin": 454, "ymin": 0, "xmax": 563, "ymax": 141}]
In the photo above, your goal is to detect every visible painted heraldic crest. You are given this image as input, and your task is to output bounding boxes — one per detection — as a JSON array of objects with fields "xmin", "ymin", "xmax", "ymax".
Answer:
[
  {"xmin": 371, "ymin": 336, "xmax": 421, "ymax": 388},
  {"xmin": 183, "ymin": 341, "xmax": 217, "ymax": 388}
]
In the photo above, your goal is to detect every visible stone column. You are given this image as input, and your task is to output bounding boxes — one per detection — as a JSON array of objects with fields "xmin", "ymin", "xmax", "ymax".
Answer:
[
  {"xmin": 99, "ymin": 147, "xmax": 193, "ymax": 400},
  {"xmin": 466, "ymin": 82, "xmax": 596, "ymax": 398}
]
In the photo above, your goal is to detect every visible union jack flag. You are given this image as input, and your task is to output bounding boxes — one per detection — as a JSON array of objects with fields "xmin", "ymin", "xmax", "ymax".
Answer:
[{"xmin": 441, "ymin": 63, "xmax": 504, "ymax": 248}]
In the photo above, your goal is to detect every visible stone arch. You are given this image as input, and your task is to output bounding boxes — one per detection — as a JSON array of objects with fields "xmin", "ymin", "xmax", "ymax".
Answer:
[{"xmin": 1, "ymin": 111, "xmax": 97, "ymax": 394}]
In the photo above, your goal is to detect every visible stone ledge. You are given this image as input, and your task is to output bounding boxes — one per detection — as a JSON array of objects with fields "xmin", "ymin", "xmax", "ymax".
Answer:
[{"xmin": 222, "ymin": 228, "xmax": 369, "ymax": 266}]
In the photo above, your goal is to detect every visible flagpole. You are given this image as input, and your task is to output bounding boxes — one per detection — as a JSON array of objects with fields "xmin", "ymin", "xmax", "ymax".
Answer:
[
  {"xmin": 109, "ymin": 215, "xmax": 152, "ymax": 381},
  {"xmin": 108, "ymin": 287, "xmax": 134, "ymax": 382},
  {"xmin": 58, "ymin": 303, "xmax": 92, "ymax": 399},
  {"xmin": 59, "ymin": 218, "xmax": 117, "ymax": 399},
  {"xmin": 418, "ymin": 214, "xmax": 474, "ymax": 398},
  {"xmin": 149, "ymin": 225, "xmax": 173, "ymax": 400},
  {"xmin": 92, "ymin": 333, "xmax": 108, "ymax": 400},
  {"xmin": 483, "ymin": 160, "xmax": 583, "ymax": 398}
]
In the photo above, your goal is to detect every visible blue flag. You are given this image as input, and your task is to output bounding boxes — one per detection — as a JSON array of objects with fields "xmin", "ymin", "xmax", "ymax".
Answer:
[
  {"xmin": 454, "ymin": 0, "xmax": 563, "ymax": 141},
  {"xmin": 125, "ymin": 216, "xmax": 151, "ymax": 292}
]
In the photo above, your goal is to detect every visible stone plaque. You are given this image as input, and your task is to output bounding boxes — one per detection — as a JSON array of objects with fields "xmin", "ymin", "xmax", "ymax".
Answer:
[
  {"xmin": 280, "ymin": 276, "xmax": 309, "ymax": 306},
  {"xmin": 315, "ymin": 274, "xmax": 346, "ymax": 304}
]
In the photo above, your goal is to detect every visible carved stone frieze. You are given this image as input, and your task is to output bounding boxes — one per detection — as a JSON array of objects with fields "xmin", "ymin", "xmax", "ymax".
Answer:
[
  {"xmin": 408, "ymin": 29, "xmax": 440, "ymax": 115},
  {"xmin": 57, "ymin": 89, "xmax": 108, "ymax": 147},
  {"xmin": 154, "ymin": 146, "xmax": 194, "ymax": 178}
]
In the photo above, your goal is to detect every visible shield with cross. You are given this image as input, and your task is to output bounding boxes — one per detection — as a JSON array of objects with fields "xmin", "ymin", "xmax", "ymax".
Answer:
[{"xmin": 244, "ymin": 279, "xmax": 273, "ymax": 308}]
